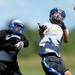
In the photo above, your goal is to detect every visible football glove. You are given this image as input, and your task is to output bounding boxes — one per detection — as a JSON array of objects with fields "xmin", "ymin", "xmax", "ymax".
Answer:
[
  {"xmin": 59, "ymin": 21, "xmax": 66, "ymax": 31},
  {"xmin": 15, "ymin": 41, "xmax": 24, "ymax": 49},
  {"xmin": 38, "ymin": 25, "xmax": 47, "ymax": 33}
]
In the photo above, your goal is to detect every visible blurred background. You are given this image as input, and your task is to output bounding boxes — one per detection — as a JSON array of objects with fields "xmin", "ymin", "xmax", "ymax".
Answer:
[{"xmin": 0, "ymin": 0, "xmax": 75, "ymax": 75}]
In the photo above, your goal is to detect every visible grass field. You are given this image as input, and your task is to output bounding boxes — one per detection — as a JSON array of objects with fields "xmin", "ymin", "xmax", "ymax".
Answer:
[{"xmin": 18, "ymin": 54, "xmax": 75, "ymax": 75}]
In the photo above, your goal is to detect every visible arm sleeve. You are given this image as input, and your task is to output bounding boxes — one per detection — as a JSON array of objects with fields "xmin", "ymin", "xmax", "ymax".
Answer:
[
  {"xmin": 21, "ymin": 35, "xmax": 29, "ymax": 47},
  {"xmin": 59, "ymin": 22, "xmax": 67, "ymax": 31}
]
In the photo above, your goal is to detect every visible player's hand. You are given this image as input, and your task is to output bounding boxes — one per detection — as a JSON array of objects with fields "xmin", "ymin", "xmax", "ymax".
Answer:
[
  {"xmin": 15, "ymin": 41, "xmax": 24, "ymax": 49},
  {"xmin": 59, "ymin": 21, "xmax": 66, "ymax": 31},
  {"xmin": 38, "ymin": 25, "xmax": 47, "ymax": 37},
  {"xmin": 39, "ymin": 25, "xmax": 47, "ymax": 33}
]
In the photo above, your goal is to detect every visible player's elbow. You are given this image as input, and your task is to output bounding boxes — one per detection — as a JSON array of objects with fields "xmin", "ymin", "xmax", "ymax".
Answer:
[
  {"xmin": 24, "ymin": 40, "xmax": 29, "ymax": 47},
  {"xmin": 63, "ymin": 35, "xmax": 69, "ymax": 43}
]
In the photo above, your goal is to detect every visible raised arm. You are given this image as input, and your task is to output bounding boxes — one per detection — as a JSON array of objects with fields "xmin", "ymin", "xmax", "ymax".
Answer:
[{"xmin": 59, "ymin": 22, "xmax": 69, "ymax": 43}]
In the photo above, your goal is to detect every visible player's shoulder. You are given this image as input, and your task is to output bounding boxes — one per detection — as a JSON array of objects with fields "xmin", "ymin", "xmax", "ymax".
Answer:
[
  {"xmin": 0, "ymin": 29, "xmax": 8, "ymax": 34},
  {"xmin": 42, "ymin": 22, "xmax": 52, "ymax": 29},
  {"xmin": 43, "ymin": 22, "xmax": 62, "ymax": 29},
  {"xmin": 0, "ymin": 29, "xmax": 9, "ymax": 38},
  {"xmin": 52, "ymin": 24, "xmax": 62, "ymax": 29},
  {"xmin": 43, "ymin": 22, "xmax": 52, "ymax": 26}
]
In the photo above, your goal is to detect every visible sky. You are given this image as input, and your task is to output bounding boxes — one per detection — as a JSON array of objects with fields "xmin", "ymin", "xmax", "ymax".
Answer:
[{"xmin": 0, "ymin": 0, "xmax": 75, "ymax": 30}]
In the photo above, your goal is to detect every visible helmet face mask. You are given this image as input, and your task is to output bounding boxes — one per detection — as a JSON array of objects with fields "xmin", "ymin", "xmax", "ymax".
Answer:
[
  {"xmin": 49, "ymin": 8, "xmax": 66, "ymax": 23},
  {"xmin": 15, "ymin": 25, "xmax": 24, "ymax": 34},
  {"xmin": 9, "ymin": 19, "xmax": 24, "ymax": 35},
  {"xmin": 52, "ymin": 12, "xmax": 63, "ymax": 21}
]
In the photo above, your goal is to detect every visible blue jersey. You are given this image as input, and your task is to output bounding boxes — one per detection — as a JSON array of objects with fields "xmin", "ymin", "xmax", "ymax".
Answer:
[{"xmin": 39, "ymin": 23, "xmax": 63, "ymax": 57}]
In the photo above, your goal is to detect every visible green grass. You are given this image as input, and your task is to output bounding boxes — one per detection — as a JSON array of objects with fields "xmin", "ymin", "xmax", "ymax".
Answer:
[
  {"xmin": 18, "ymin": 54, "xmax": 75, "ymax": 75},
  {"xmin": 18, "ymin": 56, "xmax": 44, "ymax": 75},
  {"xmin": 62, "ymin": 54, "xmax": 75, "ymax": 75}
]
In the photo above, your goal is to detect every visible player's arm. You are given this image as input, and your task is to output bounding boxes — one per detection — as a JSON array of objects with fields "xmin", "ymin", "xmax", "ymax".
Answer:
[
  {"xmin": 0, "ymin": 30, "xmax": 7, "ymax": 39},
  {"xmin": 59, "ymin": 22, "xmax": 69, "ymax": 43},
  {"xmin": 13, "ymin": 35, "xmax": 29, "ymax": 50},
  {"xmin": 21, "ymin": 35, "xmax": 29, "ymax": 47},
  {"xmin": 0, "ymin": 30, "xmax": 19, "ymax": 51},
  {"xmin": 63, "ymin": 29, "xmax": 69, "ymax": 43}
]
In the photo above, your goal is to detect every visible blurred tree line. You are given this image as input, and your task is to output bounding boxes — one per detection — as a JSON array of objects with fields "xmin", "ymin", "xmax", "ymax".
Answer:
[{"xmin": 18, "ymin": 24, "xmax": 75, "ymax": 58}]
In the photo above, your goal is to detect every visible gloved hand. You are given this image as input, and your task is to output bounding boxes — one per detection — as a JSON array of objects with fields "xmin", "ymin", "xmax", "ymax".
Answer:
[
  {"xmin": 15, "ymin": 41, "xmax": 24, "ymax": 49},
  {"xmin": 38, "ymin": 25, "xmax": 47, "ymax": 33},
  {"xmin": 38, "ymin": 25, "xmax": 47, "ymax": 37}
]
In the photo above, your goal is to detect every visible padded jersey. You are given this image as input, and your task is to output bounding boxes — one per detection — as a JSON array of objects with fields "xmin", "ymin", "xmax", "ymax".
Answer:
[
  {"xmin": 0, "ymin": 30, "xmax": 29, "ymax": 61},
  {"xmin": 39, "ymin": 23, "xmax": 64, "ymax": 57}
]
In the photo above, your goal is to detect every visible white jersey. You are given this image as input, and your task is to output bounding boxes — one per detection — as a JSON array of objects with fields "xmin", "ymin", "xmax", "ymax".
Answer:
[{"xmin": 39, "ymin": 23, "xmax": 63, "ymax": 57}]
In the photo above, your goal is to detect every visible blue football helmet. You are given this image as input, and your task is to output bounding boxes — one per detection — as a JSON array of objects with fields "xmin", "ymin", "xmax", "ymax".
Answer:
[
  {"xmin": 49, "ymin": 8, "xmax": 66, "ymax": 21},
  {"xmin": 8, "ymin": 19, "xmax": 25, "ymax": 35}
]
